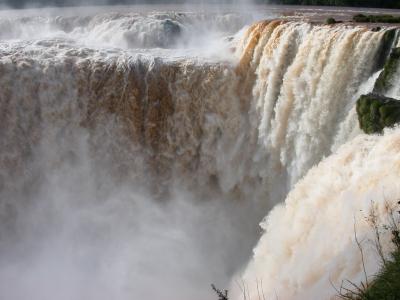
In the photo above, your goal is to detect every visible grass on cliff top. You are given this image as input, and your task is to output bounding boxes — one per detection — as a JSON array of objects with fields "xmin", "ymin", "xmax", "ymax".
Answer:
[{"xmin": 353, "ymin": 14, "xmax": 400, "ymax": 23}]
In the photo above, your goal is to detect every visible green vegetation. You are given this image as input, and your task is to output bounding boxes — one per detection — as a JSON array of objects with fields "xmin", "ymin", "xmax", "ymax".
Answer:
[
  {"xmin": 353, "ymin": 14, "xmax": 400, "ymax": 23},
  {"xmin": 339, "ymin": 204, "xmax": 400, "ymax": 300},
  {"xmin": 6, "ymin": 0, "xmax": 400, "ymax": 9},
  {"xmin": 356, "ymin": 93, "xmax": 400, "ymax": 134},
  {"xmin": 265, "ymin": 0, "xmax": 400, "ymax": 8},
  {"xmin": 374, "ymin": 48, "xmax": 400, "ymax": 95},
  {"xmin": 356, "ymin": 250, "xmax": 400, "ymax": 299},
  {"xmin": 326, "ymin": 17, "xmax": 338, "ymax": 24}
]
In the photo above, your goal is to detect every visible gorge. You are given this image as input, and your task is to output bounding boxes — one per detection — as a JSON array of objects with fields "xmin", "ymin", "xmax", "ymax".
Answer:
[{"xmin": 1, "ymin": 5, "xmax": 400, "ymax": 300}]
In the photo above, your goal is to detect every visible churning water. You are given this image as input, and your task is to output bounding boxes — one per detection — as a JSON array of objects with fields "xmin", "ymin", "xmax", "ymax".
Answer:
[{"xmin": 1, "ymin": 4, "xmax": 400, "ymax": 300}]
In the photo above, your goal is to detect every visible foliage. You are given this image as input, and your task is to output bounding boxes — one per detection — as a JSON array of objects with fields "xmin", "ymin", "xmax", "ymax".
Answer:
[
  {"xmin": 338, "ymin": 203, "xmax": 400, "ymax": 300},
  {"xmin": 358, "ymin": 250, "xmax": 400, "ymax": 300},
  {"xmin": 353, "ymin": 14, "xmax": 400, "ymax": 23},
  {"xmin": 263, "ymin": 0, "xmax": 400, "ymax": 8},
  {"xmin": 326, "ymin": 17, "xmax": 337, "ymax": 24},
  {"xmin": 356, "ymin": 93, "xmax": 400, "ymax": 134},
  {"xmin": 5, "ymin": 0, "xmax": 400, "ymax": 8}
]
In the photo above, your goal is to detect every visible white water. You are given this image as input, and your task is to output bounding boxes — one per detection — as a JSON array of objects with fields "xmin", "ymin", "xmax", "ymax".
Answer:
[
  {"xmin": 234, "ymin": 20, "xmax": 400, "ymax": 300},
  {"xmin": 236, "ymin": 21, "xmax": 386, "ymax": 190},
  {"xmin": 0, "ymin": 9, "xmax": 256, "ymax": 60},
  {"xmin": 0, "ymin": 6, "xmax": 399, "ymax": 300},
  {"xmin": 235, "ymin": 127, "xmax": 400, "ymax": 300},
  {"xmin": 0, "ymin": 42, "xmax": 261, "ymax": 300},
  {"xmin": 385, "ymin": 59, "xmax": 400, "ymax": 99}
]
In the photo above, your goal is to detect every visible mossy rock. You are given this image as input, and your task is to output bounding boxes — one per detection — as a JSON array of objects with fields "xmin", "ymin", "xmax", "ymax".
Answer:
[
  {"xmin": 357, "ymin": 93, "xmax": 400, "ymax": 134},
  {"xmin": 374, "ymin": 47, "xmax": 400, "ymax": 94}
]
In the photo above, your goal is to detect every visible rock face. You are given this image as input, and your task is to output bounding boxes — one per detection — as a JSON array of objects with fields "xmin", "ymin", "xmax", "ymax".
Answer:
[
  {"xmin": 374, "ymin": 29, "xmax": 397, "ymax": 72},
  {"xmin": 357, "ymin": 93, "xmax": 400, "ymax": 134},
  {"xmin": 374, "ymin": 47, "xmax": 400, "ymax": 94}
]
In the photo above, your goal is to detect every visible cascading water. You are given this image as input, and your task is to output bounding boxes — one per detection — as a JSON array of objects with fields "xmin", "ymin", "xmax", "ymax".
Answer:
[
  {"xmin": 0, "ymin": 5, "xmax": 399, "ymax": 300},
  {"xmin": 234, "ymin": 127, "xmax": 400, "ymax": 300},
  {"xmin": 232, "ymin": 20, "xmax": 400, "ymax": 300}
]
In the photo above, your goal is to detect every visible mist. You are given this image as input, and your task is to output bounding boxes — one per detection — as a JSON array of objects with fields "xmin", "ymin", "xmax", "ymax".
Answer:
[
  {"xmin": 0, "ymin": 0, "xmax": 258, "ymax": 10},
  {"xmin": 2, "ymin": 1, "xmax": 398, "ymax": 299},
  {"xmin": 0, "ymin": 10, "xmax": 267, "ymax": 298},
  {"xmin": 0, "ymin": 120, "xmax": 266, "ymax": 300}
]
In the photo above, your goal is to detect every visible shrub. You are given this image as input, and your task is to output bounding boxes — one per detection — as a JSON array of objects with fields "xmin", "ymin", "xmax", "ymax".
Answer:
[
  {"xmin": 326, "ymin": 17, "xmax": 337, "ymax": 25},
  {"xmin": 338, "ymin": 202, "xmax": 400, "ymax": 300}
]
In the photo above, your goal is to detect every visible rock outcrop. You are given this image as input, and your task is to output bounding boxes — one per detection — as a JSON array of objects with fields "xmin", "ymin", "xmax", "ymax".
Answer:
[{"xmin": 374, "ymin": 47, "xmax": 400, "ymax": 94}]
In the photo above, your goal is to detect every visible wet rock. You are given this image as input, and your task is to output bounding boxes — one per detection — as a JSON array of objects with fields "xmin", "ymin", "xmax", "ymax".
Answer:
[{"xmin": 374, "ymin": 48, "xmax": 400, "ymax": 94}]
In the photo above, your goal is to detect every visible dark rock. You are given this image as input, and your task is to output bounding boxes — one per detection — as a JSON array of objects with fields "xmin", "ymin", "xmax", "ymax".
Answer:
[
  {"xmin": 372, "ymin": 29, "xmax": 397, "ymax": 73},
  {"xmin": 374, "ymin": 48, "xmax": 400, "ymax": 94},
  {"xmin": 163, "ymin": 20, "xmax": 181, "ymax": 40},
  {"xmin": 357, "ymin": 93, "xmax": 400, "ymax": 134}
]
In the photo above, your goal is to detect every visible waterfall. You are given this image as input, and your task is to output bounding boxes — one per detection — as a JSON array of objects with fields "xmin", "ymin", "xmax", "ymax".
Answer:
[
  {"xmin": 237, "ymin": 21, "xmax": 392, "ymax": 188},
  {"xmin": 233, "ymin": 22, "xmax": 400, "ymax": 300},
  {"xmin": 234, "ymin": 126, "xmax": 400, "ymax": 300},
  {"xmin": 0, "ymin": 8, "xmax": 399, "ymax": 300}
]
